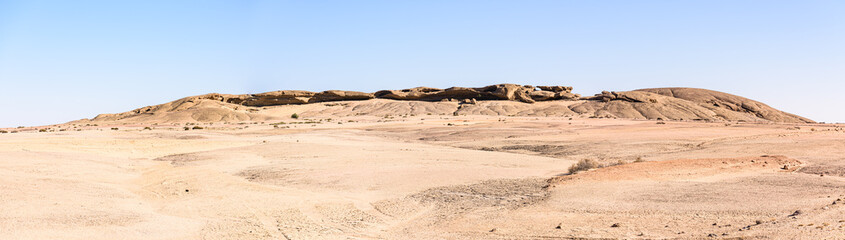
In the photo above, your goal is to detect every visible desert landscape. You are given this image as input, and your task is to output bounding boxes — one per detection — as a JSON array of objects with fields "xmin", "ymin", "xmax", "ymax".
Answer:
[{"xmin": 1, "ymin": 84, "xmax": 843, "ymax": 239}]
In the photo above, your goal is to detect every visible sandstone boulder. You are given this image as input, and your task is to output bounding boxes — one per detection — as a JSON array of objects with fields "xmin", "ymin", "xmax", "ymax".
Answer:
[
  {"xmin": 557, "ymin": 92, "xmax": 580, "ymax": 100},
  {"xmin": 537, "ymin": 86, "xmax": 573, "ymax": 93},
  {"xmin": 529, "ymin": 91, "xmax": 557, "ymax": 101}
]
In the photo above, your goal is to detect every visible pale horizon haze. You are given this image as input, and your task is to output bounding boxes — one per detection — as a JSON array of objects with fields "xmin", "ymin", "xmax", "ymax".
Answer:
[{"xmin": 1, "ymin": 0, "xmax": 843, "ymax": 127}]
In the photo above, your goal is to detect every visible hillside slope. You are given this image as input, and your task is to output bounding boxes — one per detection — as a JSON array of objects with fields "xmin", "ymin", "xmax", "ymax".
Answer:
[{"xmin": 635, "ymin": 88, "xmax": 812, "ymax": 123}]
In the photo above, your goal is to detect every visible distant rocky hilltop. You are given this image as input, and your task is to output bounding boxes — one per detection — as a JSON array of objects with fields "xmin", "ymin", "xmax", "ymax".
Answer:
[
  {"xmin": 148, "ymin": 84, "xmax": 578, "ymax": 107},
  {"xmin": 83, "ymin": 84, "xmax": 813, "ymax": 124}
]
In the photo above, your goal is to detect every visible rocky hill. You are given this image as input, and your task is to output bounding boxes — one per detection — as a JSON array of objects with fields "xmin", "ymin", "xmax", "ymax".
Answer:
[{"xmin": 80, "ymin": 84, "xmax": 813, "ymax": 124}]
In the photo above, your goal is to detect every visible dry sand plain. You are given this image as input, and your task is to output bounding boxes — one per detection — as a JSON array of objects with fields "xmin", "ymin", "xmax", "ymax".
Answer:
[{"xmin": 1, "ymin": 116, "xmax": 844, "ymax": 239}]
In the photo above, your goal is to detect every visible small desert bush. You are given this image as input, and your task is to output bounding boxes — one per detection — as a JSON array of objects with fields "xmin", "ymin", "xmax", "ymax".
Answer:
[
  {"xmin": 192, "ymin": 126, "xmax": 204, "ymax": 130},
  {"xmin": 291, "ymin": 113, "xmax": 299, "ymax": 119},
  {"xmin": 143, "ymin": 127, "xmax": 152, "ymax": 130},
  {"xmin": 608, "ymin": 160, "xmax": 626, "ymax": 167},
  {"xmin": 38, "ymin": 129, "xmax": 47, "ymax": 132},
  {"xmin": 183, "ymin": 127, "xmax": 190, "ymax": 131},
  {"xmin": 568, "ymin": 159, "xmax": 602, "ymax": 174},
  {"xmin": 0, "ymin": 130, "xmax": 7, "ymax": 134},
  {"xmin": 634, "ymin": 156, "xmax": 646, "ymax": 162},
  {"xmin": 111, "ymin": 127, "xmax": 119, "ymax": 131}
]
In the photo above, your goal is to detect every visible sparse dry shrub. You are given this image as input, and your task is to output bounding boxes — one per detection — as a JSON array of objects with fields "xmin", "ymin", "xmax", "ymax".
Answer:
[
  {"xmin": 568, "ymin": 159, "xmax": 602, "ymax": 174},
  {"xmin": 634, "ymin": 156, "xmax": 646, "ymax": 162},
  {"xmin": 192, "ymin": 126, "xmax": 203, "ymax": 130}
]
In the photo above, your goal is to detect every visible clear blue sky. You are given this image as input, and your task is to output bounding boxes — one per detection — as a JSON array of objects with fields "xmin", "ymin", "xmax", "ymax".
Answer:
[{"xmin": 1, "ymin": 0, "xmax": 843, "ymax": 127}]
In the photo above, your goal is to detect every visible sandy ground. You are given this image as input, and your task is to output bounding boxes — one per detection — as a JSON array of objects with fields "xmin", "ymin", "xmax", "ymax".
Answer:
[{"xmin": 1, "ymin": 116, "xmax": 844, "ymax": 239}]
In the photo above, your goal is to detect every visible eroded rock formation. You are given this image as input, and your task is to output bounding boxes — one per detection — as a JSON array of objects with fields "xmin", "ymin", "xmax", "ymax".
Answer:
[
  {"xmin": 182, "ymin": 90, "xmax": 375, "ymax": 107},
  {"xmin": 374, "ymin": 84, "xmax": 580, "ymax": 103},
  {"xmin": 83, "ymin": 84, "xmax": 813, "ymax": 124}
]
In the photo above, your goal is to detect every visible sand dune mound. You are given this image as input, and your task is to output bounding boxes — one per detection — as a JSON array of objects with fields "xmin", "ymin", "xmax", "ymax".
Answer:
[{"xmin": 76, "ymin": 84, "xmax": 813, "ymax": 124}]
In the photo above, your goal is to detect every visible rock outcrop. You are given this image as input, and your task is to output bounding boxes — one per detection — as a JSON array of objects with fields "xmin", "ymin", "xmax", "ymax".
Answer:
[
  {"xmin": 171, "ymin": 90, "xmax": 376, "ymax": 107},
  {"xmin": 584, "ymin": 91, "xmax": 658, "ymax": 103},
  {"xmin": 238, "ymin": 90, "xmax": 374, "ymax": 106},
  {"xmin": 374, "ymin": 84, "xmax": 579, "ymax": 103},
  {"xmin": 80, "ymin": 84, "xmax": 813, "ymax": 124},
  {"xmin": 310, "ymin": 90, "xmax": 375, "ymax": 103}
]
